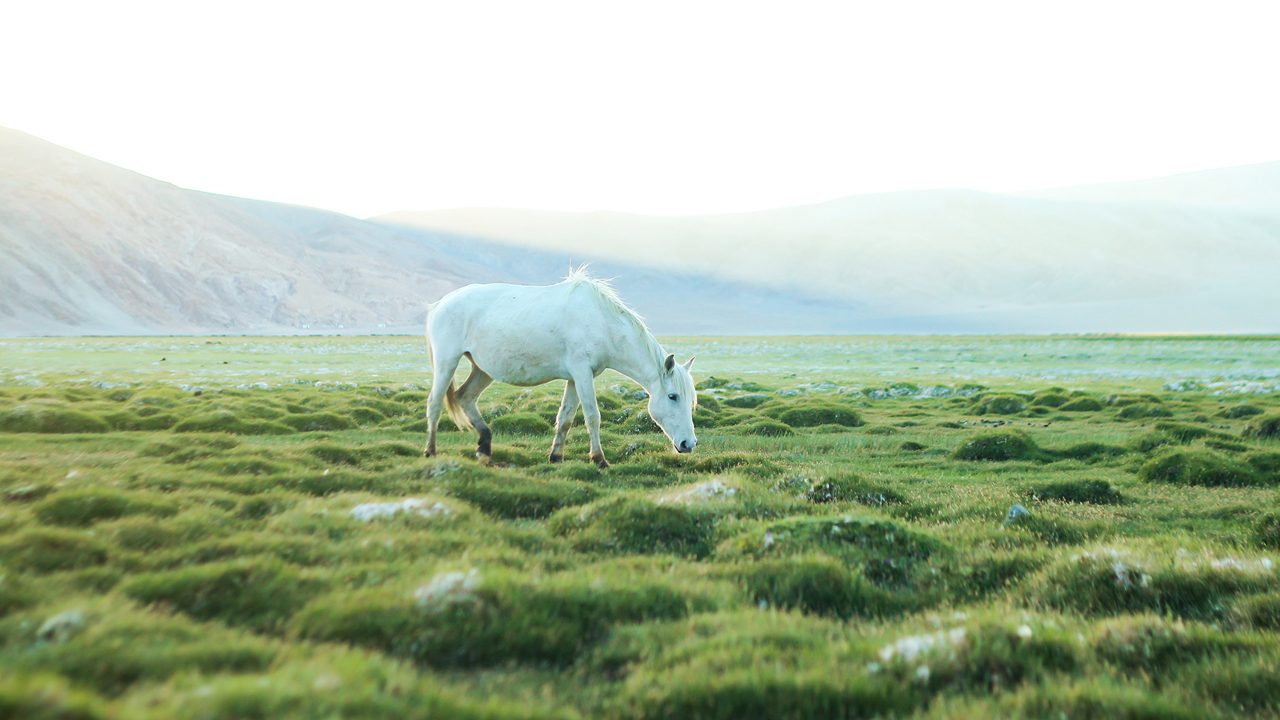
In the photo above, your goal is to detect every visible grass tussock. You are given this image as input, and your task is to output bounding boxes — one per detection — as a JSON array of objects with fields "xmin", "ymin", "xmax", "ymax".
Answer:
[
  {"xmin": 1138, "ymin": 449, "xmax": 1262, "ymax": 487},
  {"xmin": 972, "ymin": 394, "xmax": 1029, "ymax": 415},
  {"xmin": 32, "ymin": 489, "xmax": 178, "ymax": 528},
  {"xmin": 120, "ymin": 559, "xmax": 329, "ymax": 632},
  {"xmin": 952, "ymin": 430, "xmax": 1040, "ymax": 461},
  {"xmin": 1024, "ymin": 479, "xmax": 1124, "ymax": 505},
  {"xmin": 1244, "ymin": 413, "xmax": 1280, "ymax": 440},
  {"xmin": 0, "ymin": 403, "xmax": 109, "ymax": 434},
  {"xmin": 549, "ymin": 497, "xmax": 716, "ymax": 557}
]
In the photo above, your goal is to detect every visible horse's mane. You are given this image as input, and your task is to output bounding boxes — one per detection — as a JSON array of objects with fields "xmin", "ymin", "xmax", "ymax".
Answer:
[
  {"xmin": 562, "ymin": 266, "xmax": 647, "ymax": 328},
  {"xmin": 562, "ymin": 266, "xmax": 665, "ymax": 363}
]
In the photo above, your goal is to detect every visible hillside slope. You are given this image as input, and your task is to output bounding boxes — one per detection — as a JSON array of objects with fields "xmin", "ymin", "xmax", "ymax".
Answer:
[
  {"xmin": 0, "ymin": 129, "xmax": 855, "ymax": 336},
  {"xmin": 382, "ymin": 170, "xmax": 1280, "ymax": 332}
]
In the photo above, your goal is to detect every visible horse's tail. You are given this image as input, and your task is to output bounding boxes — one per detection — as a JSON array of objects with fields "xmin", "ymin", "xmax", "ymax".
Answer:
[
  {"xmin": 425, "ymin": 301, "xmax": 474, "ymax": 432},
  {"xmin": 444, "ymin": 383, "xmax": 472, "ymax": 431}
]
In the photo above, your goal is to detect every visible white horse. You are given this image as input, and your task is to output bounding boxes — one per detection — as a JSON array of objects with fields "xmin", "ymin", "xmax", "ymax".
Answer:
[{"xmin": 423, "ymin": 269, "xmax": 698, "ymax": 468}]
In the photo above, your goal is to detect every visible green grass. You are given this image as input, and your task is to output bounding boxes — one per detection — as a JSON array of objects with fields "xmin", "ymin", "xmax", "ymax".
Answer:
[{"xmin": 1, "ymin": 334, "xmax": 1279, "ymax": 718}]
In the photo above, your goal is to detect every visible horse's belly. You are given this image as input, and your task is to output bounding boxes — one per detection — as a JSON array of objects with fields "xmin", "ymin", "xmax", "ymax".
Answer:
[{"xmin": 468, "ymin": 349, "xmax": 567, "ymax": 387}]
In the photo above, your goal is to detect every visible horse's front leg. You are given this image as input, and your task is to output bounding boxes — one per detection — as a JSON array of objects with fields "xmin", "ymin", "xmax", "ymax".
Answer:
[
  {"xmin": 570, "ymin": 371, "xmax": 609, "ymax": 468},
  {"xmin": 549, "ymin": 379, "xmax": 579, "ymax": 463}
]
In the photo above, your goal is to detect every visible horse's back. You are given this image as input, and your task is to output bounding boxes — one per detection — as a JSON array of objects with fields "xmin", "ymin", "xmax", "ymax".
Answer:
[{"xmin": 428, "ymin": 281, "xmax": 603, "ymax": 385}]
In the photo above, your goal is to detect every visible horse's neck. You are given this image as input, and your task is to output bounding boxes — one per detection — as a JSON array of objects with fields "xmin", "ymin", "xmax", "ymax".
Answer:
[{"xmin": 607, "ymin": 325, "xmax": 663, "ymax": 390}]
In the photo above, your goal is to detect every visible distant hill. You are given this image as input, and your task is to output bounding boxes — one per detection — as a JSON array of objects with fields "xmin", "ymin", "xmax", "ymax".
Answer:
[
  {"xmin": 4, "ymin": 126, "xmax": 1277, "ymax": 335},
  {"xmin": 0, "ymin": 128, "xmax": 857, "ymax": 336},
  {"xmin": 1025, "ymin": 161, "xmax": 1280, "ymax": 213},
  {"xmin": 381, "ymin": 166, "xmax": 1280, "ymax": 333}
]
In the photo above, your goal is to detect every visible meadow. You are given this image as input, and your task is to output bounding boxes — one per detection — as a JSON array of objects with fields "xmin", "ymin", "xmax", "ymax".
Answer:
[{"xmin": 2, "ymin": 335, "xmax": 1279, "ymax": 719}]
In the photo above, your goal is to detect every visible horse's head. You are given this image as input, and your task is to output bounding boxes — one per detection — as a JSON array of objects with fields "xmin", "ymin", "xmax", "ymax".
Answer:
[{"xmin": 648, "ymin": 354, "xmax": 698, "ymax": 453}]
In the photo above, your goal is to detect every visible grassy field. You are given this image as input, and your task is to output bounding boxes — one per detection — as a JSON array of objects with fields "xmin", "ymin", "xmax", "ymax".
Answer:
[{"xmin": 2, "ymin": 335, "xmax": 1279, "ymax": 718}]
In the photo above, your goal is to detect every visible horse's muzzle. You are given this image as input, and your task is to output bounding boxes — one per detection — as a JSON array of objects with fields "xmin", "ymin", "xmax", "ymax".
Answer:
[{"xmin": 677, "ymin": 439, "xmax": 696, "ymax": 453}]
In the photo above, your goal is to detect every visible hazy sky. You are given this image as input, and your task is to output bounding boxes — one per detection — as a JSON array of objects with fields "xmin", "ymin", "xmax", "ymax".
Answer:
[{"xmin": 4, "ymin": 0, "xmax": 1278, "ymax": 218}]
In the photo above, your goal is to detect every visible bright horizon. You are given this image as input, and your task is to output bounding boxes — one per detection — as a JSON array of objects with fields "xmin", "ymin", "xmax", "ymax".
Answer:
[{"xmin": 5, "ymin": 0, "xmax": 1280, "ymax": 219}]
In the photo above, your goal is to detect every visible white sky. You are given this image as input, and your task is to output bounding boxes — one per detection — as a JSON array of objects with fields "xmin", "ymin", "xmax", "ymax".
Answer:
[{"xmin": 3, "ymin": 0, "xmax": 1279, "ymax": 218}]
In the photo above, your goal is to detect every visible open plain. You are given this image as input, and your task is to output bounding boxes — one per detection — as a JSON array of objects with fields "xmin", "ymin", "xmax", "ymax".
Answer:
[{"xmin": 2, "ymin": 335, "xmax": 1279, "ymax": 718}]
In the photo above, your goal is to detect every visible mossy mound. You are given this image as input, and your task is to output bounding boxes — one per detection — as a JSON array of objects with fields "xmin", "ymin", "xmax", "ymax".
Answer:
[
  {"xmin": 1028, "ymin": 549, "xmax": 1274, "ymax": 619},
  {"xmin": 197, "ymin": 454, "xmax": 290, "ymax": 478},
  {"xmin": 140, "ymin": 434, "xmax": 240, "ymax": 463},
  {"xmin": 0, "ymin": 528, "xmax": 109, "ymax": 573},
  {"xmin": 740, "ymin": 419, "xmax": 794, "ymax": 437},
  {"xmin": 0, "ymin": 673, "xmax": 108, "ymax": 719},
  {"xmin": 952, "ymin": 430, "xmax": 1041, "ymax": 461},
  {"xmin": 102, "ymin": 410, "xmax": 179, "ymax": 431},
  {"xmin": 292, "ymin": 569, "xmax": 709, "ymax": 667},
  {"xmin": 1255, "ymin": 513, "xmax": 1280, "ymax": 550},
  {"xmin": 32, "ymin": 489, "xmax": 178, "ymax": 527},
  {"xmin": 726, "ymin": 515, "xmax": 945, "ymax": 590},
  {"xmin": 102, "ymin": 517, "xmax": 185, "ymax": 552},
  {"xmin": 437, "ymin": 473, "xmax": 596, "ymax": 519},
  {"xmin": 281, "ymin": 412, "xmax": 355, "ymax": 432},
  {"xmin": 0, "ymin": 574, "xmax": 38, "ymax": 618},
  {"xmin": 873, "ymin": 617, "xmax": 1079, "ymax": 697},
  {"xmin": 1031, "ymin": 392, "xmax": 1069, "ymax": 408},
  {"xmin": 805, "ymin": 476, "xmax": 905, "ymax": 506},
  {"xmin": 1170, "ymin": 651, "xmax": 1280, "ymax": 714},
  {"xmin": 724, "ymin": 393, "xmax": 770, "ymax": 409},
  {"xmin": 594, "ymin": 612, "xmax": 911, "ymax": 720},
  {"xmin": 548, "ymin": 497, "xmax": 715, "ymax": 557},
  {"xmin": 774, "ymin": 404, "xmax": 863, "ymax": 428},
  {"xmin": 1116, "ymin": 403, "xmax": 1174, "ymax": 420},
  {"xmin": 121, "ymin": 559, "xmax": 328, "ymax": 632},
  {"xmin": 0, "ymin": 403, "xmax": 109, "ymax": 434},
  {"xmin": 1090, "ymin": 615, "xmax": 1258, "ymax": 675},
  {"xmin": 972, "ymin": 394, "xmax": 1028, "ymax": 415},
  {"xmin": 1024, "ymin": 479, "xmax": 1124, "ymax": 505},
  {"xmin": 1236, "ymin": 593, "xmax": 1280, "ymax": 630},
  {"xmin": 1220, "ymin": 404, "xmax": 1265, "ymax": 419},
  {"xmin": 1246, "ymin": 451, "xmax": 1280, "ymax": 483},
  {"xmin": 116, "ymin": 649, "xmax": 562, "ymax": 719},
  {"xmin": 1059, "ymin": 397, "xmax": 1104, "ymax": 412},
  {"xmin": 1244, "ymin": 413, "xmax": 1280, "ymax": 440},
  {"xmin": 1138, "ymin": 449, "xmax": 1260, "ymax": 487},
  {"xmin": 1052, "ymin": 442, "xmax": 1126, "ymax": 462},
  {"xmin": 738, "ymin": 555, "xmax": 897, "ymax": 618},
  {"xmin": 307, "ymin": 443, "xmax": 360, "ymax": 466},
  {"xmin": 0, "ymin": 601, "xmax": 276, "ymax": 697},
  {"xmin": 989, "ymin": 680, "xmax": 1207, "ymax": 720},
  {"xmin": 490, "ymin": 412, "xmax": 554, "ymax": 435},
  {"xmin": 171, "ymin": 411, "xmax": 292, "ymax": 435},
  {"xmin": 1106, "ymin": 394, "xmax": 1164, "ymax": 407}
]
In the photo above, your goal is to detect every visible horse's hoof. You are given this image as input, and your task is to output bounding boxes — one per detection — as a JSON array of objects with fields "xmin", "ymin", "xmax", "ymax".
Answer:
[
  {"xmin": 591, "ymin": 455, "xmax": 610, "ymax": 469},
  {"xmin": 549, "ymin": 453, "xmax": 563, "ymax": 463},
  {"xmin": 423, "ymin": 449, "xmax": 436, "ymax": 458},
  {"xmin": 476, "ymin": 452, "xmax": 491, "ymax": 466}
]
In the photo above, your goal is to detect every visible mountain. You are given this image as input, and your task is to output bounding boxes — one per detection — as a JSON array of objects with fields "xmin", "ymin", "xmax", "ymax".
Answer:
[
  {"xmin": 381, "ymin": 167, "xmax": 1280, "ymax": 333},
  {"xmin": 0, "ymin": 128, "xmax": 856, "ymax": 336},
  {"xmin": 5, "ymin": 126, "xmax": 1277, "ymax": 335}
]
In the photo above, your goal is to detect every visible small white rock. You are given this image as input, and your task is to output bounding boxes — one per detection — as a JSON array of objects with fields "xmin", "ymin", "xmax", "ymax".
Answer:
[
  {"xmin": 351, "ymin": 498, "xmax": 453, "ymax": 522},
  {"xmin": 37, "ymin": 610, "xmax": 86, "ymax": 644},
  {"xmin": 414, "ymin": 569, "xmax": 480, "ymax": 609}
]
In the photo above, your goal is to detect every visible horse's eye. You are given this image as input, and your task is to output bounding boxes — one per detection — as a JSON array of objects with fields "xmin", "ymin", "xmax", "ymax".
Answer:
[{"xmin": 668, "ymin": 394, "xmax": 678, "ymax": 402}]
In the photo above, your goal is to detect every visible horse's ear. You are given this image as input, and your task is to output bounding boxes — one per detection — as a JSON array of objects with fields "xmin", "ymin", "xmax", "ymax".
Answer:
[
  {"xmin": 683, "ymin": 356, "xmax": 695, "ymax": 370},
  {"xmin": 664, "ymin": 354, "xmax": 675, "ymax": 373}
]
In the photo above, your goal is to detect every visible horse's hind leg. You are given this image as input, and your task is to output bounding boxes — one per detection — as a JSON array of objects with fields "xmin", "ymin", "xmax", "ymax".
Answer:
[
  {"xmin": 424, "ymin": 351, "xmax": 463, "ymax": 457},
  {"xmin": 549, "ymin": 379, "xmax": 579, "ymax": 463},
  {"xmin": 456, "ymin": 361, "xmax": 494, "ymax": 463}
]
